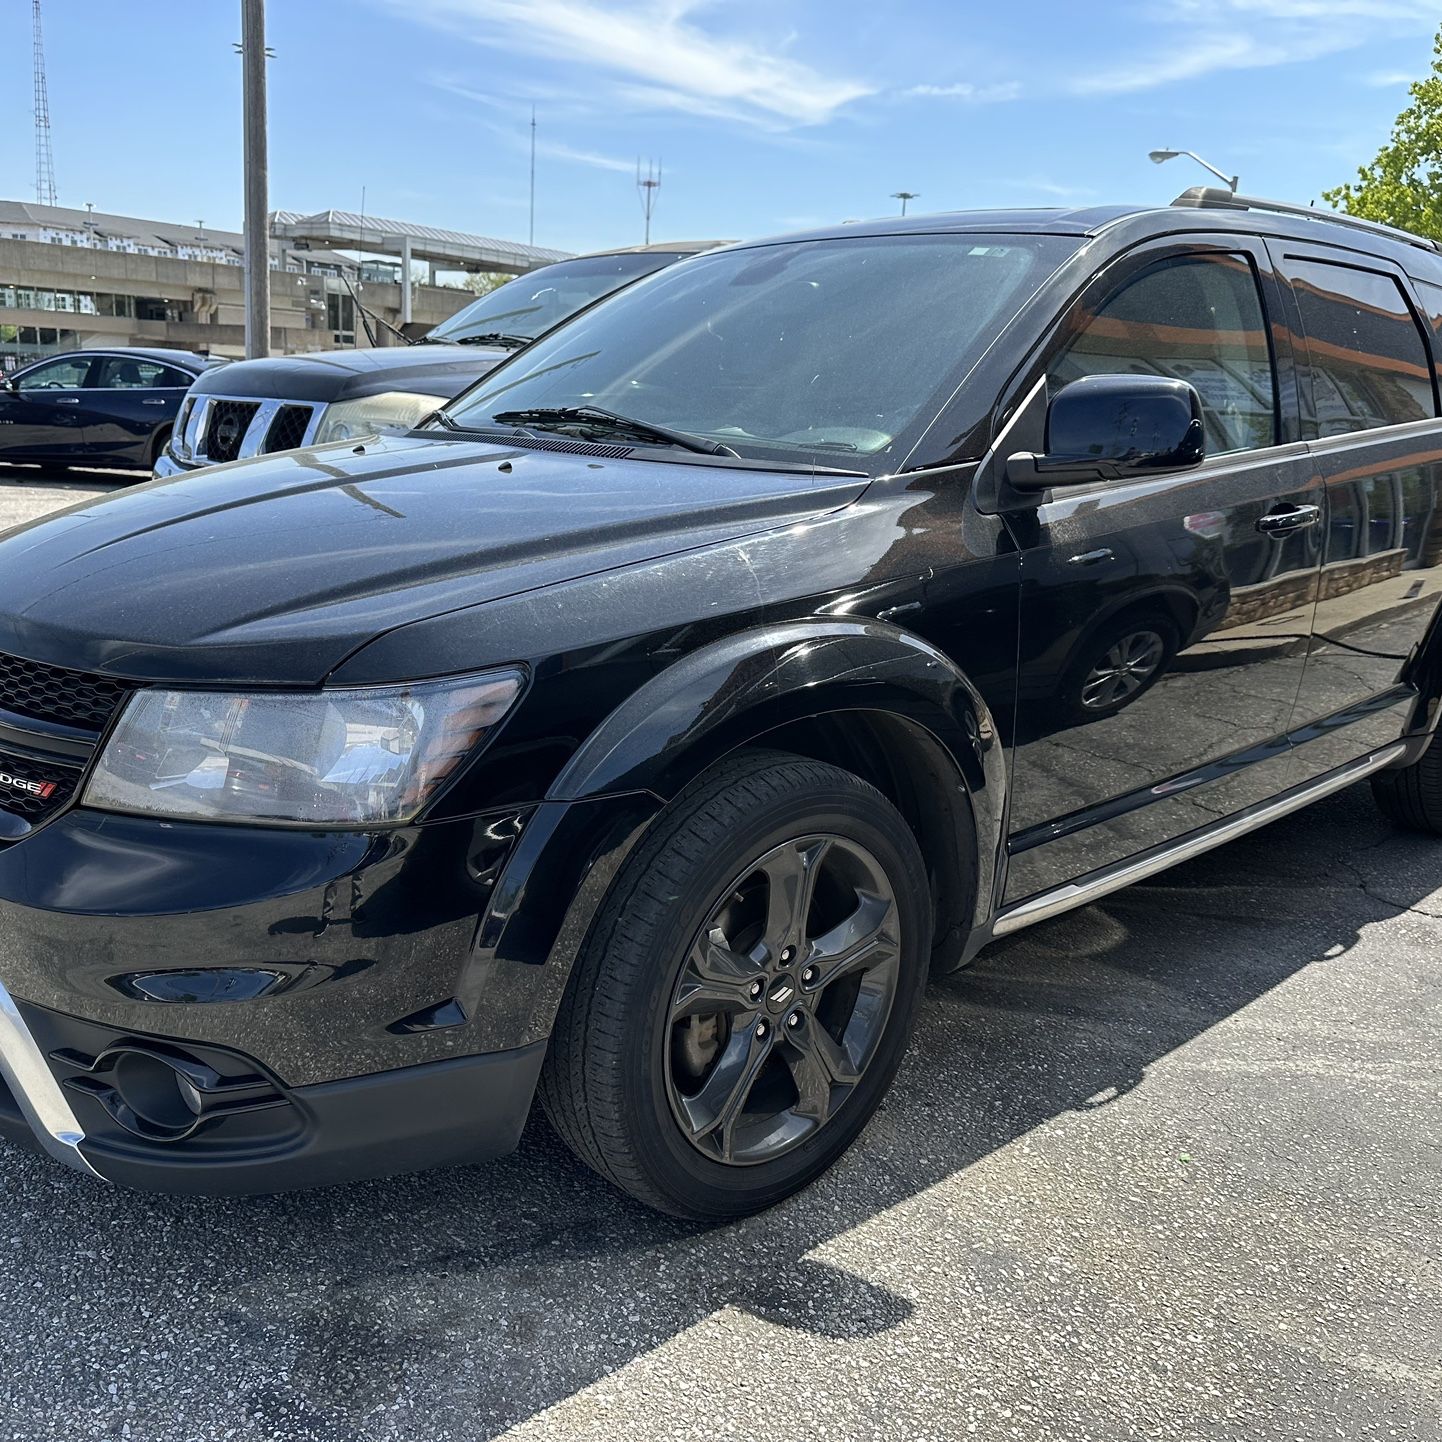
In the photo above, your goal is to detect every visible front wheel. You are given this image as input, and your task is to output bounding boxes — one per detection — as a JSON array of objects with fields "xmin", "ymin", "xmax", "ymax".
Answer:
[{"xmin": 539, "ymin": 750, "xmax": 933, "ymax": 1219}]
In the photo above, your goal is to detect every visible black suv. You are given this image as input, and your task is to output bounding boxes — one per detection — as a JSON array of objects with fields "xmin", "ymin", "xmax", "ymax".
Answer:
[{"xmin": 2, "ymin": 190, "xmax": 1441, "ymax": 1218}]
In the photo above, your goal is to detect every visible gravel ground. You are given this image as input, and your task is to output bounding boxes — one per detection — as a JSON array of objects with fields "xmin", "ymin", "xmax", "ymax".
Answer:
[{"xmin": 0, "ymin": 471, "xmax": 1438, "ymax": 1441}]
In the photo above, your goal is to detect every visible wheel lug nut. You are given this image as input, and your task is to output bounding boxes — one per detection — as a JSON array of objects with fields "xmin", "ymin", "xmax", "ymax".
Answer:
[
  {"xmin": 780, "ymin": 946, "xmax": 794, "ymax": 963},
  {"xmin": 786, "ymin": 1011, "xmax": 803, "ymax": 1029},
  {"xmin": 748, "ymin": 979, "xmax": 764, "ymax": 1000},
  {"xmin": 754, "ymin": 1020, "xmax": 769, "ymax": 1039},
  {"xmin": 801, "ymin": 966, "xmax": 817, "ymax": 986}
]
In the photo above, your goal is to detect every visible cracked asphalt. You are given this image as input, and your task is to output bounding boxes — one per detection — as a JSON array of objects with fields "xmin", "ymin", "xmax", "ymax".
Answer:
[{"xmin": 0, "ymin": 471, "xmax": 1439, "ymax": 1441}]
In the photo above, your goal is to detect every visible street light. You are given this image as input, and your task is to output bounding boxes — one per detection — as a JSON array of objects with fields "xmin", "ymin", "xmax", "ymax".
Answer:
[
  {"xmin": 892, "ymin": 190, "xmax": 920, "ymax": 216},
  {"xmin": 1149, "ymin": 149, "xmax": 1238, "ymax": 195}
]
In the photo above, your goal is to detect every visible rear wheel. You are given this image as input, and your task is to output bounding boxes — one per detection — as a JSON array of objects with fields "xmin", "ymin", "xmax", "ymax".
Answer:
[
  {"xmin": 539, "ymin": 750, "xmax": 933, "ymax": 1219},
  {"xmin": 1371, "ymin": 728, "xmax": 1442, "ymax": 833},
  {"xmin": 147, "ymin": 427, "xmax": 172, "ymax": 470}
]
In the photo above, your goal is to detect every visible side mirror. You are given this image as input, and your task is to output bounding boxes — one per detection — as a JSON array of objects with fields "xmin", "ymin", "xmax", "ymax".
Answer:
[
  {"xmin": 0, "ymin": 372, "xmax": 14, "ymax": 392},
  {"xmin": 1006, "ymin": 374, "xmax": 1205, "ymax": 491}
]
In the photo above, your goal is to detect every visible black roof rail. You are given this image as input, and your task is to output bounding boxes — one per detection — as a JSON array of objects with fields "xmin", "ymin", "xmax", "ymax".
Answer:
[{"xmin": 1170, "ymin": 185, "xmax": 1441, "ymax": 255}]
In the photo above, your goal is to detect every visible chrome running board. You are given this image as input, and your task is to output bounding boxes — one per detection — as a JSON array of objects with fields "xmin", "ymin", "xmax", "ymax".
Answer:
[{"xmin": 991, "ymin": 743, "xmax": 1408, "ymax": 938}]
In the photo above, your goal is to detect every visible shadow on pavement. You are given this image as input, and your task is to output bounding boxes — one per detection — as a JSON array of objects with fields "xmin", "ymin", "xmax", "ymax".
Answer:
[{"xmin": 1, "ymin": 783, "xmax": 1437, "ymax": 1438}]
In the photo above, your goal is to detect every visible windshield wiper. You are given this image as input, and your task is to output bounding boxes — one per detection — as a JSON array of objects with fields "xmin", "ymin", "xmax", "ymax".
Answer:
[
  {"xmin": 452, "ymin": 332, "xmax": 531, "ymax": 350},
  {"xmin": 490, "ymin": 405, "xmax": 739, "ymax": 457}
]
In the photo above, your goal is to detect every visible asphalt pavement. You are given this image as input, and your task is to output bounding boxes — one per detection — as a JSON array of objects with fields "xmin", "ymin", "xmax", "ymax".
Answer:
[{"xmin": 0, "ymin": 469, "xmax": 1437, "ymax": 1442}]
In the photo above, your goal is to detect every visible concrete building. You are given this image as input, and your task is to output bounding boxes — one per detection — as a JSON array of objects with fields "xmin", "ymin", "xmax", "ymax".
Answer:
[{"xmin": 0, "ymin": 201, "xmax": 569, "ymax": 370}]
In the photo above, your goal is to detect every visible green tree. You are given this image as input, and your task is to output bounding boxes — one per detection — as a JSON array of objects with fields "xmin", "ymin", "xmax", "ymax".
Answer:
[{"xmin": 1323, "ymin": 28, "xmax": 1442, "ymax": 240}]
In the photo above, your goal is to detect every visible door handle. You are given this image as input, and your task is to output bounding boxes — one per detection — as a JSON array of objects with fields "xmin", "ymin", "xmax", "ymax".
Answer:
[
  {"xmin": 55, "ymin": 397, "xmax": 80, "ymax": 405},
  {"xmin": 1256, "ymin": 503, "xmax": 1321, "ymax": 536},
  {"xmin": 1068, "ymin": 547, "xmax": 1115, "ymax": 566},
  {"xmin": 142, "ymin": 398, "xmax": 167, "ymax": 406}
]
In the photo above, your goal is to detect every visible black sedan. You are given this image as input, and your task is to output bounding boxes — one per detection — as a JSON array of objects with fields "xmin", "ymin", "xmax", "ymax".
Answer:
[{"xmin": 0, "ymin": 348, "xmax": 221, "ymax": 472}]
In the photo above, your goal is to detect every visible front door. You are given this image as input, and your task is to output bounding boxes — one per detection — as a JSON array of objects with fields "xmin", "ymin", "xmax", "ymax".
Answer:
[
  {"xmin": 0, "ymin": 354, "xmax": 96, "ymax": 461},
  {"xmin": 999, "ymin": 240, "xmax": 1323, "ymax": 902},
  {"xmin": 1269, "ymin": 245, "xmax": 1442, "ymax": 776}
]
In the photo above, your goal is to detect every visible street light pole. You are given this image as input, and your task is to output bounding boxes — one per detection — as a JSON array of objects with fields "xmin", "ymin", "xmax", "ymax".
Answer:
[
  {"xmin": 891, "ymin": 190, "xmax": 920, "ymax": 217},
  {"xmin": 1147, "ymin": 148, "xmax": 1238, "ymax": 195},
  {"xmin": 241, "ymin": 0, "xmax": 271, "ymax": 358}
]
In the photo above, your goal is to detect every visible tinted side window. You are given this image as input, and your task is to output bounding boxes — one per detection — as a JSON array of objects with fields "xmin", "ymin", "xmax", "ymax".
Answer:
[
  {"xmin": 1287, "ymin": 260, "xmax": 1434, "ymax": 437},
  {"xmin": 16, "ymin": 355, "xmax": 91, "ymax": 391},
  {"xmin": 1052, "ymin": 252, "xmax": 1276, "ymax": 456},
  {"xmin": 93, "ymin": 356, "xmax": 183, "ymax": 390}
]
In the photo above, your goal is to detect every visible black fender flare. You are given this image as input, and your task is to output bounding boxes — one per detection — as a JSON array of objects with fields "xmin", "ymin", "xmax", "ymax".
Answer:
[
  {"xmin": 549, "ymin": 618, "xmax": 1005, "ymax": 808},
  {"xmin": 465, "ymin": 621, "xmax": 1009, "ymax": 1051}
]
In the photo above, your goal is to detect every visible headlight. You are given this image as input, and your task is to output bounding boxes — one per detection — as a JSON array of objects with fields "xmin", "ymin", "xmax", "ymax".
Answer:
[
  {"xmin": 170, "ymin": 399, "xmax": 195, "ymax": 461},
  {"xmin": 312, "ymin": 392, "xmax": 440, "ymax": 445},
  {"xmin": 82, "ymin": 671, "xmax": 524, "ymax": 827}
]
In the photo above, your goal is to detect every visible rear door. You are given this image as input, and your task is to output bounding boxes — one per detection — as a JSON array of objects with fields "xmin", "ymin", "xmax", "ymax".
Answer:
[
  {"xmin": 0, "ymin": 354, "xmax": 95, "ymax": 460},
  {"xmin": 1268, "ymin": 244, "xmax": 1442, "ymax": 775},
  {"xmin": 84, "ymin": 355, "xmax": 194, "ymax": 465},
  {"xmin": 999, "ymin": 237, "xmax": 1324, "ymax": 902}
]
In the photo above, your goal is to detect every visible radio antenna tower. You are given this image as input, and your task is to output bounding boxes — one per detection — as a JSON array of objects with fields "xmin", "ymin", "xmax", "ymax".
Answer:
[
  {"xmin": 636, "ymin": 158, "xmax": 662, "ymax": 245},
  {"xmin": 32, "ymin": 0, "xmax": 57, "ymax": 206}
]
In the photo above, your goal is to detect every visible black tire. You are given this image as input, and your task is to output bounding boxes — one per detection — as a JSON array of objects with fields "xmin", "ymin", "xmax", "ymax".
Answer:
[
  {"xmin": 147, "ymin": 427, "xmax": 172, "ymax": 470},
  {"xmin": 1056, "ymin": 611, "xmax": 1180, "ymax": 724},
  {"xmin": 1371, "ymin": 728, "xmax": 1442, "ymax": 833},
  {"xmin": 539, "ymin": 749, "xmax": 934, "ymax": 1219}
]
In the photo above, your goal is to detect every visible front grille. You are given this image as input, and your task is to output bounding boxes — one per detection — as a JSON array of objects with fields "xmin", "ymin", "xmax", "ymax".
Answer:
[
  {"xmin": 0, "ymin": 651, "xmax": 128, "ymax": 733},
  {"xmin": 0, "ymin": 748, "xmax": 80, "ymax": 825},
  {"xmin": 203, "ymin": 399, "xmax": 261, "ymax": 463},
  {"xmin": 263, "ymin": 404, "xmax": 314, "ymax": 453}
]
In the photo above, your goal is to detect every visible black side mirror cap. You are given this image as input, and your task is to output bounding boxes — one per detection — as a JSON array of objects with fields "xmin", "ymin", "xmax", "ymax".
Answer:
[{"xmin": 1006, "ymin": 373, "xmax": 1206, "ymax": 492}]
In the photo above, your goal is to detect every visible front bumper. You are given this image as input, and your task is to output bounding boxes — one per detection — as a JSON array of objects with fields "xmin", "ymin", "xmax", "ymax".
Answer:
[
  {"xmin": 0, "ymin": 984, "xmax": 545, "ymax": 1194},
  {"xmin": 0, "ymin": 793, "xmax": 658, "ymax": 1193},
  {"xmin": 150, "ymin": 450, "xmax": 195, "ymax": 480}
]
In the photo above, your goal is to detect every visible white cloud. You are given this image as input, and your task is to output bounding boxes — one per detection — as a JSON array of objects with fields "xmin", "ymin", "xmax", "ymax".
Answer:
[
  {"xmin": 1365, "ymin": 69, "xmax": 1418, "ymax": 85},
  {"xmin": 902, "ymin": 81, "xmax": 1021, "ymax": 102},
  {"xmin": 1070, "ymin": 0, "xmax": 1434, "ymax": 96},
  {"xmin": 393, "ymin": 0, "xmax": 872, "ymax": 128}
]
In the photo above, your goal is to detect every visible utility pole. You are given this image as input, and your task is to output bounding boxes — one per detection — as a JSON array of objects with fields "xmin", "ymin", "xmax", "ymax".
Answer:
[
  {"xmin": 892, "ymin": 190, "xmax": 919, "ymax": 216},
  {"xmin": 239, "ymin": 0, "xmax": 271, "ymax": 358},
  {"xmin": 637, "ymin": 158, "xmax": 662, "ymax": 246},
  {"xmin": 528, "ymin": 105, "xmax": 537, "ymax": 247}
]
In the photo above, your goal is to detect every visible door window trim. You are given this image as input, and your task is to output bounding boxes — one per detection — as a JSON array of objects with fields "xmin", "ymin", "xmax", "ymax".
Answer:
[
  {"xmin": 1266, "ymin": 239, "xmax": 1442, "ymax": 434},
  {"xmin": 971, "ymin": 233, "xmax": 1303, "ymax": 515}
]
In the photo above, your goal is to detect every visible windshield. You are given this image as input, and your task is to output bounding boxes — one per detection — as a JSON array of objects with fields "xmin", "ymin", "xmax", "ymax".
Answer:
[
  {"xmin": 443, "ymin": 234, "xmax": 1077, "ymax": 469},
  {"xmin": 426, "ymin": 250, "xmax": 690, "ymax": 345}
]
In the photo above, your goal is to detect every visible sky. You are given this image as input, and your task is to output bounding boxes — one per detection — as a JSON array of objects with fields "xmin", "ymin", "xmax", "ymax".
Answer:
[{"xmin": 1, "ymin": 0, "xmax": 1438, "ymax": 257}]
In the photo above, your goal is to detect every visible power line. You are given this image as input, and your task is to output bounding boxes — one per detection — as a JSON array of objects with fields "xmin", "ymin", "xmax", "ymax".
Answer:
[{"xmin": 32, "ymin": 0, "xmax": 57, "ymax": 207}]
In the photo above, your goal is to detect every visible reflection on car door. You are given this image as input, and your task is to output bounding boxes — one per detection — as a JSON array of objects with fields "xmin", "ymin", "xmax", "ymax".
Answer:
[
  {"xmin": 1000, "ymin": 240, "xmax": 1324, "ymax": 902},
  {"xmin": 0, "ymin": 354, "xmax": 95, "ymax": 460},
  {"xmin": 1268, "ymin": 245, "xmax": 1442, "ymax": 775},
  {"xmin": 84, "ymin": 356, "xmax": 192, "ymax": 466}
]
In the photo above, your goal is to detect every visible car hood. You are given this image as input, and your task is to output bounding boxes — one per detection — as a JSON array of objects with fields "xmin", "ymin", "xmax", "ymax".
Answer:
[
  {"xmin": 0, "ymin": 433, "xmax": 868, "ymax": 686},
  {"xmin": 187, "ymin": 343, "xmax": 510, "ymax": 404}
]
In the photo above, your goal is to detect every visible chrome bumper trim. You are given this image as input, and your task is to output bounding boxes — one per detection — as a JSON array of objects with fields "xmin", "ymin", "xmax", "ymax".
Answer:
[
  {"xmin": 992, "ymin": 743, "xmax": 1408, "ymax": 938},
  {"xmin": 0, "ymin": 978, "xmax": 101, "ymax": 1178}
]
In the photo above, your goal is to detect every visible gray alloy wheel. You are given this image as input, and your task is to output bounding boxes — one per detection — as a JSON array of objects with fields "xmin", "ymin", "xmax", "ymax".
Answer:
[
  {"xmin": 663, "ymin": 833, "xmax": 902, "ymax": 1167},
  {"xmin": 539, "ymin": 749, "xmax": 932, "ymax": 1219}
]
